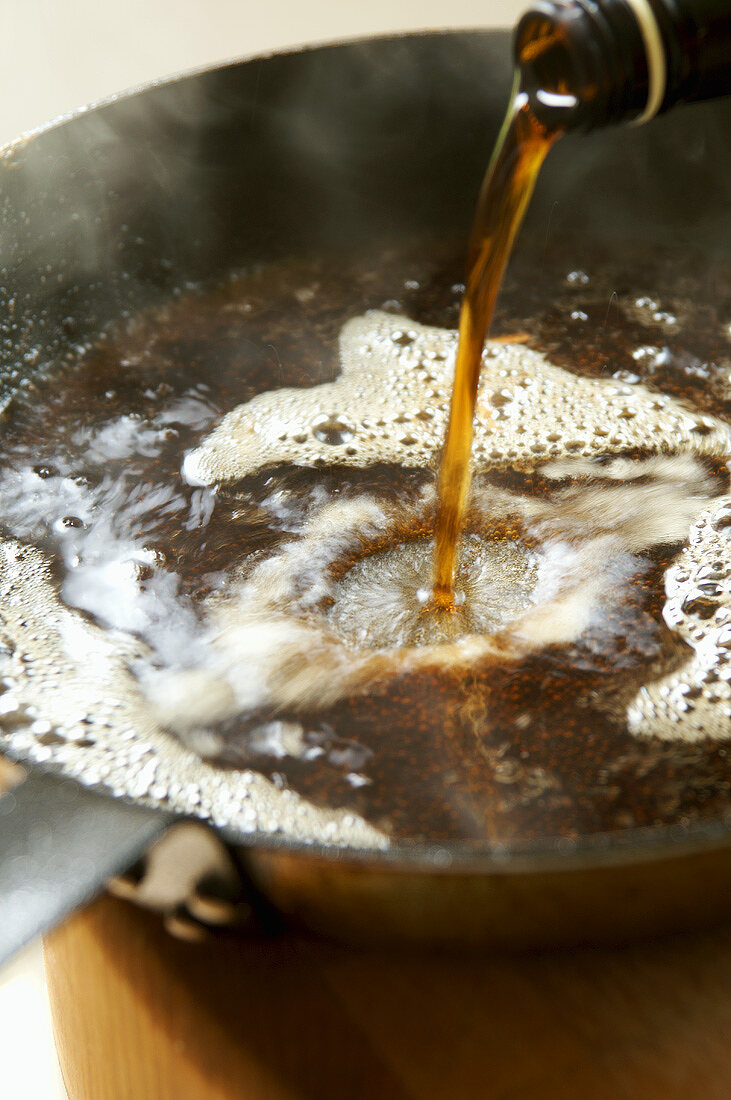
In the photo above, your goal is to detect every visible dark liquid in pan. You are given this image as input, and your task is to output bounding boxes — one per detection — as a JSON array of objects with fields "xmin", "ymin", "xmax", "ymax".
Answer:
[{"xmin": 2, "ymin": 235, "xmax": 731, "ymax": 844}]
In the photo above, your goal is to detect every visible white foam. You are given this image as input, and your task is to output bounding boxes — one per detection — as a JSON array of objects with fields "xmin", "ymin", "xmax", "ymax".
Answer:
[
  {"xmin": 0, "ymin": 540, "xmax": 387, "ymax": 849},
  {"xmin": 628, "ymin": 497, "xmax": 731, "ymax": 741},
  {"xmin": 185, "ymin": 311, "xmax": 731, "ymax": 484}
]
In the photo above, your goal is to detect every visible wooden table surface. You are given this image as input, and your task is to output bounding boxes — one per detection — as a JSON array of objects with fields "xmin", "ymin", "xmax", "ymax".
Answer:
[{"xmin": 44, "ymin": 891, "xmax": 731, "ymax": 1100}]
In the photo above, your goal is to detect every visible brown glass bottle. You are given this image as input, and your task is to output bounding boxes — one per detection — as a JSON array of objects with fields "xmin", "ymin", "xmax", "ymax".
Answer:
[{"xmin": 515, "ymin": 0, "xmax": 731, "ymax": 130}]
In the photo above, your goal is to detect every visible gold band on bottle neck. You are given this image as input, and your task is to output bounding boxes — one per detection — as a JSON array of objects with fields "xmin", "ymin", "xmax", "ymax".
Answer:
[{"xmin": 625, "ymin": 0, "xmax": 667, "ymax": 123}]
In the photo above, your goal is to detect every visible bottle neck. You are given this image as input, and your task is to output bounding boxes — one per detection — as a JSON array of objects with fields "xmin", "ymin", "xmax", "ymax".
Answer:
[{"xmin": 514, "ymin": 0, "xmax": 731, "ymax": 131}]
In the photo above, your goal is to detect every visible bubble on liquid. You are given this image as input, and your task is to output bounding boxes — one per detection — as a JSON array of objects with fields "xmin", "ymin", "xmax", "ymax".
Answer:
[
  {"xmin": 312, "ymin": 414, "xmax": 355, "ymax": 446},
  {"xmin": 33, "ymin": 464, "xmax": 58, "ymax": 479},
  {"xmin": 566, "ymin": 270, "xmax": 590, "ymax": 286}
]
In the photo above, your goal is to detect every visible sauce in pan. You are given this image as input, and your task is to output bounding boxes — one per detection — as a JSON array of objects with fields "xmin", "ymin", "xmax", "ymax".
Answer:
[{"xmin": 1, "ymin": 229, "xmax": 731, "ymax": 846}]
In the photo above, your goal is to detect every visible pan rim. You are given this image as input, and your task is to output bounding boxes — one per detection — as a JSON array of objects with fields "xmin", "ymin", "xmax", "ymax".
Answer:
[{"xmin": 9, "ymin": 751, "xmax": 731, "ymax": 877}]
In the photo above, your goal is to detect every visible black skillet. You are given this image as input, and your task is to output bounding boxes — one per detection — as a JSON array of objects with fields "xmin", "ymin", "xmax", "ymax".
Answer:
[{"xmin": 2, "ymin": 30, "xmax": 731, "ymax": 965}]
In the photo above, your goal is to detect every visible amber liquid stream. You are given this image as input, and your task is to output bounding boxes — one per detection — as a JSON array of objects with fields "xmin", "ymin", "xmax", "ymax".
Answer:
[{"xmin": 431, "ymin": 90, "xmax": 561, "ymax": 607}]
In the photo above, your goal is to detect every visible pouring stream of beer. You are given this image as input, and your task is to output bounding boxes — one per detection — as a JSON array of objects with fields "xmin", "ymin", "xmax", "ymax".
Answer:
[{"xmin": 431, "ymin": 87, "xmax": 561, "ymax": 607}]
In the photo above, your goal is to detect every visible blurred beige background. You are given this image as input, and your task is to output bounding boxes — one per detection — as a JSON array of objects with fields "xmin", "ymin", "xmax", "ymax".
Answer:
[
  {"xmin": 0, "ymin": 1, "xmax": 525, "ymax": 1096},
  {"xmin": 1, "ymin": 0, "xmax": 526, "ymax": 142}
]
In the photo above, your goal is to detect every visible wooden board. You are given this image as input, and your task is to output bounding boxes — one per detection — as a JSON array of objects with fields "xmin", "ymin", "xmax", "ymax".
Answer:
[{"xmin": 44, "ymin": 892, "xmax": 731, "ymax": 1100}]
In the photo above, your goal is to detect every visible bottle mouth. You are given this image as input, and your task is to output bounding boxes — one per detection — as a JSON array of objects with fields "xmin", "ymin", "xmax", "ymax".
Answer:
[
  {"xmin": 514, "ymin": 0, "xmax": 666, "ymax": 131},
  {"xmin": 514, "ymin": 3, "xmax": 603, "ymax": 130}
]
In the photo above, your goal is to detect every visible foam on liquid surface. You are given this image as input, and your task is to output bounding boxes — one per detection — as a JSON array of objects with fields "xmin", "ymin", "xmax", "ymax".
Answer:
[{"xmin": 184, "ymin": 311, "xmax": 731, "ymax": 484}]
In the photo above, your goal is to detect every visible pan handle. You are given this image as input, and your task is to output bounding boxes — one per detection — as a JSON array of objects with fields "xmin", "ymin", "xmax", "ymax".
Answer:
[{"xmin": 0, "ymin": 768, "xmax": 173, "ymax": 967}]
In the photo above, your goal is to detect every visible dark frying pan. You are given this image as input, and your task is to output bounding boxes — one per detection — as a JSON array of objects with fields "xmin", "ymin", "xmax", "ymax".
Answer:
[{"xmin": 2, "ymin": 30, "xmax": 731, "ymax": 964}]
